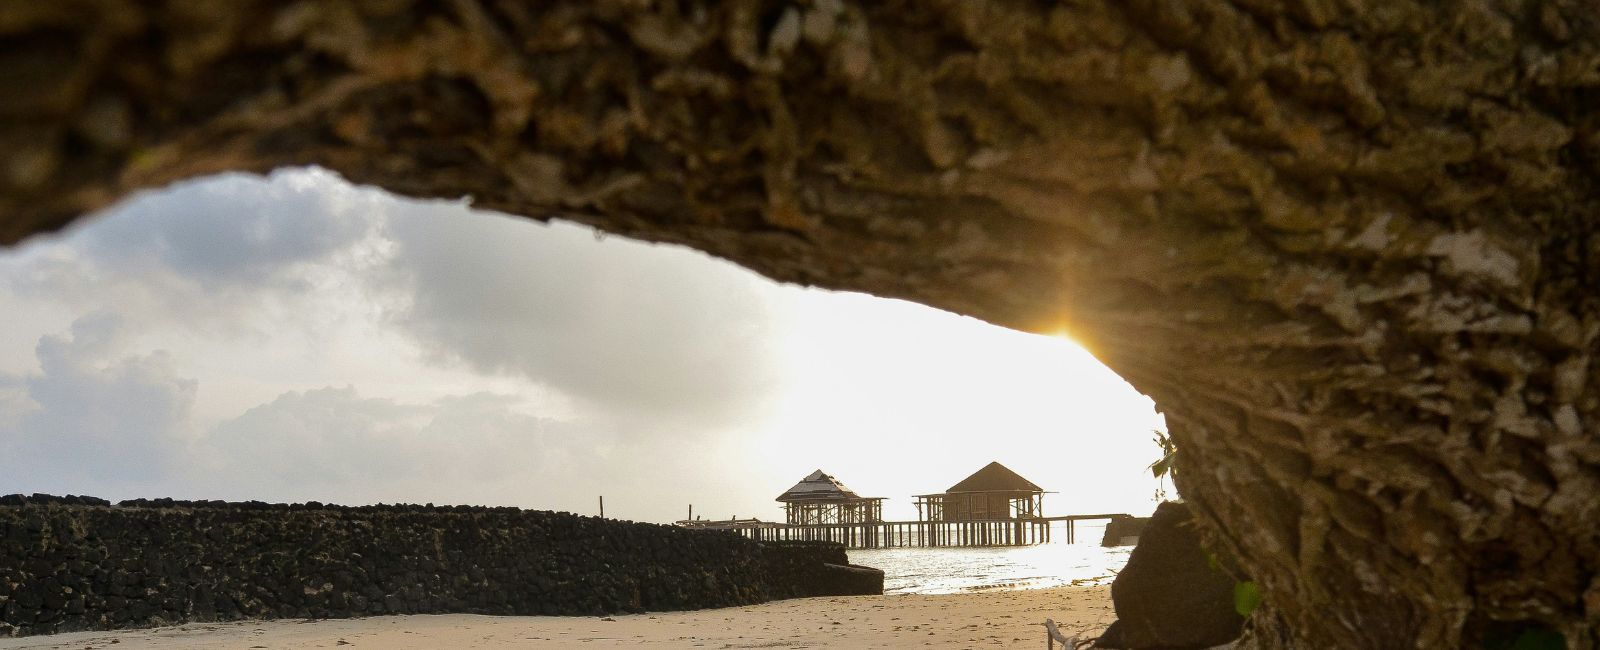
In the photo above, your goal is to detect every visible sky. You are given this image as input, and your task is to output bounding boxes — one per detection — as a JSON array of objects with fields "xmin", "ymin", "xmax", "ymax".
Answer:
[{"xmin": 0, "ymin": 168, "xmax": 1168, "ymax": 523}]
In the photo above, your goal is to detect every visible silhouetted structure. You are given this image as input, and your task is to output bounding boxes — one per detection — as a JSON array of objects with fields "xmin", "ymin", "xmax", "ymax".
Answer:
[
  {"xmin": 688, "ymin": 464, "xmax": 1125, "ymax": 549},
  {"xmin": 776, "ymin": 470, "xmax": 883, "ymax": 525},
  {"xmin": 913, "ymin": 461, "xmax": 1046, "ymax": 522}
]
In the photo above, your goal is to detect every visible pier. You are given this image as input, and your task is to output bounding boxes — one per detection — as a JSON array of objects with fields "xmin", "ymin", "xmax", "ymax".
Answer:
[
  {"xmin": 682, "ymin": 514, "xmax": 1130, "ymax": 549},
  {"xmin": 678, "ymin": 464, "xmax": 1132, "ymax": 549}
]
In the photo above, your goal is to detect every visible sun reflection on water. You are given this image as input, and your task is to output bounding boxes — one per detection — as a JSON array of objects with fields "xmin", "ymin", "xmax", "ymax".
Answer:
[{"xmin": 848, "ymin": 524, "xmax": 1132, "ymax": 595}]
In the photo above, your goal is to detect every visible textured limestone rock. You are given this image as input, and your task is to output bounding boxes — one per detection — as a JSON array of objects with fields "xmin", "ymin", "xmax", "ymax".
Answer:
[{"xmin": 4, "ymin": 2, "xmax": 1600, "ymax": 646}]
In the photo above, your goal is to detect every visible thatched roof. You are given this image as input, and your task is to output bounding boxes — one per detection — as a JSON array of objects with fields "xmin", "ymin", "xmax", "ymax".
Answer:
[
  {"xmin": 946, "ymin": 461, "xmax": 1043, "ymax": 494},
  {"xmin": 776, "ymin": 469, "xmax": 871, "ymax": 503}
]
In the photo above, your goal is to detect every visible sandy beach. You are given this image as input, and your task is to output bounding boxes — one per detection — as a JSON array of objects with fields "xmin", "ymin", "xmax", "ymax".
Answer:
[{"xmin": 0, "ymin": 585, "xmax": 1111, "ymax": 649}]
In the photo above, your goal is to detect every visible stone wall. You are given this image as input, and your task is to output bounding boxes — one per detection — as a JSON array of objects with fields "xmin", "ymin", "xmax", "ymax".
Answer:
[
  {"xmin": 0, "ymin": 495, "xmax": 882, "ymax": 637},
  {"xmin": 755, "ymin": 541, "xmax": 882, "ymax": 600}
]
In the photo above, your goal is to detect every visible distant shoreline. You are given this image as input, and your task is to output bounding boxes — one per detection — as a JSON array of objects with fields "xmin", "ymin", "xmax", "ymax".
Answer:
[{"xmin": 0, "ymin": 586, "xmax": 1113, "ymax": 649}]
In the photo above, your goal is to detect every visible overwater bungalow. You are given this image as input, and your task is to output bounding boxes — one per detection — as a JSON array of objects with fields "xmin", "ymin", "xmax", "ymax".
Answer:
[
  {"xmin": 776, "ymin": 469, "xmax": 884, "ymax": 525},
  {"xmin": 687, "ymin": 463, "xmax": 1118, "ymax": 548},
  {"xmin": 913, "ymin": 461, "xmax": 1047, "ymax": 522}
]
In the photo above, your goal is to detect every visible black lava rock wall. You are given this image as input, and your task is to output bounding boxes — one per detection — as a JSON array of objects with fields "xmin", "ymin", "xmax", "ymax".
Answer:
[
  {"xmin": 755, "ymin": 540, "xmax": 883, "ymax": 600},
  {"xmin": 0, "ymin": 495, "xmax": 882, "ymax": 637}
]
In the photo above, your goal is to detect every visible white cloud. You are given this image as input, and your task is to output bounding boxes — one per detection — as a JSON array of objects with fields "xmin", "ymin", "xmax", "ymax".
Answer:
[
  {"xmin": 378, "ymin": 210, "xmax": 786, "ymax": 435},
  {"xmin": 1, "ymin": 169, "xmax": 394, "ymax": 359},
  {"xmin": 0, "ymin": 313, "xmax": 197, "ymax": 494},
  {"xmin": 74, "ymin": 169, "xmax": 376, "ymax": 290},
  {"xmin": 197, "ymin": 386, "xmax": 582, "ymax": 505}
]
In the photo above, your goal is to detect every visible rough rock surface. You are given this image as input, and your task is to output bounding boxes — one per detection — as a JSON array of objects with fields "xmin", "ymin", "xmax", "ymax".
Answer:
[
  {"xmin": 1097, "ymin": 501, "xmax": 1243, "ymax": 650},
  {"xmin": 3, "ymin": 2, "xmax": 1600, "ymax": 647},
  {"xmin": 1101, "ymin": 515, "xmax": 1151, "ymax": 547},
  {"xmin": 0, "ymin": 496, "xmax": 882, "ymax": 637}
]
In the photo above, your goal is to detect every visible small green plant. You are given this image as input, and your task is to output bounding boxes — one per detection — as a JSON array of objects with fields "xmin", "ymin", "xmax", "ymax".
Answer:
[{"xmin": 1232, "ymin": 581, "xmax": 1262, "ymax": 617}]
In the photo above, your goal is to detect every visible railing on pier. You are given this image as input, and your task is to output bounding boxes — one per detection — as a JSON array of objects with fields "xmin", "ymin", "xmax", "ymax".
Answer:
[{"xmin": 681, "ymin": 514, "xmax": 1130, "ymax": 549}]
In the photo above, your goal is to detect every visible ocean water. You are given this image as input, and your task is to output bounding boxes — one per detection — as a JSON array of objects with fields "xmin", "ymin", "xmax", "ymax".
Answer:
[{"xmin": 848, "ymin": 523, "xmax": 1132, "ymax": 595}]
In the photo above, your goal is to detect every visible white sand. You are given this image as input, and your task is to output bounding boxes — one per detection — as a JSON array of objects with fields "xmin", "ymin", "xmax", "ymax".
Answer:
[{"xmin": 0, "ymin": 585, "xmax": 1113, "ymax": 649}]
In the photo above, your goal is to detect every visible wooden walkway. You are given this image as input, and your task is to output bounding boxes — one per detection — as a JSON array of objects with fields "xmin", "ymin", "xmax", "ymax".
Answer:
[{"xmin": 689, "ymin": 514, "xmax": 1129, "ymax": 549}]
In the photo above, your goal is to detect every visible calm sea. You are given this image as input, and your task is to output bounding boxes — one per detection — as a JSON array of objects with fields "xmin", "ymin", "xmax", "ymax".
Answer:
[{"xmin": 848, "ymin": 523, "xmax": 1132, "ymax": 595}]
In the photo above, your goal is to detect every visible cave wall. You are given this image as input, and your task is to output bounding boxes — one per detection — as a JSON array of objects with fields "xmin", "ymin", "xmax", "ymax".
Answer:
[
  {"xmin": 0, "ymin": 495, "xmax": 881, "ymax": 637},
  {"xmin": 5, "ymin": 1, "xmax": 1600, "ymax": 646}
]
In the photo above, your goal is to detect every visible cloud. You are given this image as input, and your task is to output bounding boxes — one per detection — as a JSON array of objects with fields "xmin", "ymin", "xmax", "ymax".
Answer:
[
  {"xmin": 6, "ymin": 167, "xmax": 789, "ymax": 442},
  {"xmin": 75, "ymin": 168, "xmax": 376, "ymax": 290},
  {"xmin": 183, "ymin": 383, "xmax": 764, "ymax": 519},
  {"xmin": 202, "ymin": 387, "xmax": 558, "ymax": 491},
  {"xmin": 0, "ymin": 169, "xmax": 800, "ymax": 516},
  {"xmin": 1, "ymin": 169, "xmax": 384, "ymax": 342},
  {"xmin": 0, "ymin": 313, "xmax": 197, "ymax": 494},
  {"xmin": 378, "ymin": 210, "xmax": 786, "ymax": 434},
  {"xmin": 0, "ymin": 316, "xmax": 615, "ymax": 508}
]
